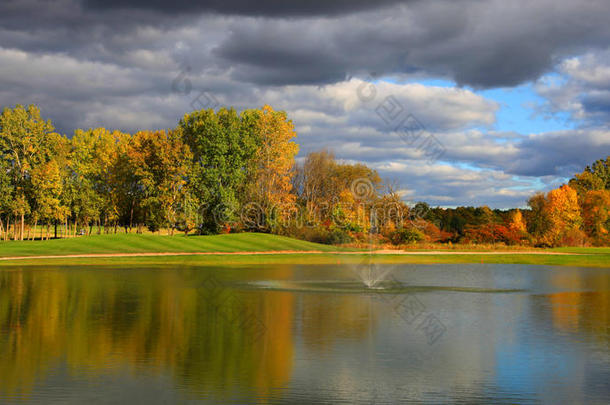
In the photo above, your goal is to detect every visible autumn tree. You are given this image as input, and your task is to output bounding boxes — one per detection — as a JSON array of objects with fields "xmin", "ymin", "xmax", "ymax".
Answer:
[
  {"xmin": 542, "ymin": 185, "xmax": 583, "ymax": 246},
  {"xmin": 295, "ymin": 150, "xmax": 381, "ymax": 228},
  {"xmin": 581, "ymin": 190, "xmax": 610, "ymax": 244},
  {"xmin": 125, "ymin": 130, "xmax": 192, "ymax": 234},
  {"xmin": 569, "ymin": 156, "xmax": 610, "ymax": 197},
  {"xmin": 527, "ymin": 192, "xmax": 551, "ymax": 242},
  {"xmin": 243, "ymin": 105, "xmax": 299, "ymax": 231},
  {"xmin": 0, "ymin": 105, "xmax": 57, "ymax": 239},
  {"xmin": 509, "ymin": 209, "xmax": 527, "ymax": 233},
  {"xmin": 294, "ymin": 149, "xmax": 337, "ymax": 222},
  {"xmin": 31, "ymin": 160, "xmax": 66, "ymax": 239},
  {"xmin": 69, "ymin": 128, "xmax": 130, "ymax": 234},
  {"xmin": 569, "ymin": 170, "xmax": 605, "ymax": 197},
  {"xmin": 477, "ymin": 206, "xmax": 496, "ymax": 225}
]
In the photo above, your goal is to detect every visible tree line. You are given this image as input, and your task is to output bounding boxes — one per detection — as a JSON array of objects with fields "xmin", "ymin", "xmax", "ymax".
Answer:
[
  {"xmin": 0, "ymin": 104, "xmax": 300, "ymax": 240},
  {"xmin": 413, "ymin": 157, "xmax": 610, "ymax": 247},
  {"xmin": 1, "ymin": 104, "xmax": 609, "ymax": 247}
]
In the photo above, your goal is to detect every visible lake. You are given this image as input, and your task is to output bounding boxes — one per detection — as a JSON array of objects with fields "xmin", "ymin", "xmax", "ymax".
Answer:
[{"xmin": 0, "ymin": 263, "xmax": 609, "ymax": 404}]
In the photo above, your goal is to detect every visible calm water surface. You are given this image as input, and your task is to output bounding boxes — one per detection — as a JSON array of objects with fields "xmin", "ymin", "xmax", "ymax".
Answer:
[{"xmin": 0, "ymin": 263, "xmax": 609, "ymax": 404}]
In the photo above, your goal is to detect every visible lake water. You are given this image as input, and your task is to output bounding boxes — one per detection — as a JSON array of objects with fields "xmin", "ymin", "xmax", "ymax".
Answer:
[{"xmin": 0, "ymin": 263, "xmax": 609, "ymax": 404}]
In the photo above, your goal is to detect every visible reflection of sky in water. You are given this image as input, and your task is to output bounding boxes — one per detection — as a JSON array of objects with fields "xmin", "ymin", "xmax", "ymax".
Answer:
[
  {"xmin": 0, "ymin": 264, "xmax": 608, "ymax": 404},
  {"xmin": 494, "ymin": 335, "xmax": 574, "ymax": 401}
]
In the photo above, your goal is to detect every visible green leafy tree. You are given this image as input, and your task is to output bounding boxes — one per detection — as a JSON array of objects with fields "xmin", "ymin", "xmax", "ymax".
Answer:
[
  {"xmin": 0, "ymin": 159, "xmax": 14, "ymax": 240},
  {"xmin": 69, "ymin": 129, "xmax": 104, "ymax": 235},
  {"xmin": 569, "ymin": 156, "xmax": 610, "ymax": 196},
  {"xmin": 0, "ymin": 105, "xmax": 57, "ymax": 239},
  {"xmin": 589, "ymin": 157, "xmax": 610, "ymax": 189},
  {"xmin": 178, "ymin": 108, "xmax": 257, "ymax": 233}
]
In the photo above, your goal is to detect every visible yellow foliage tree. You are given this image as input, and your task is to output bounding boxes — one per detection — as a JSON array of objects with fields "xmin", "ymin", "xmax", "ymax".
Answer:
[
  {"xmin": 245, "ymin": 105, "xmax": 299, "ymax": 230},
  {"xmin": 509, "ymin": 209, "xmax": 527, "ymax": 233},
  {"xmin": 542, "ymin": 185, "xmax": 583, "ymax": 246},
  {"xmin": 31, "ymin": 159, "xmax": 67, "ymax": 239},
  {"xmin": 126, "ymin": 130, "xmax": 192, "ymax": 234}
]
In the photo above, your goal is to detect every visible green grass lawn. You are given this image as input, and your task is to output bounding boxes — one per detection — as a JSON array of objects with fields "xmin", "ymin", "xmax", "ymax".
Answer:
[
  {"xmin": 0, "ymin": 233, "xmax": 609, "ymax": 268},
  {"xmin": 2, "ymin": 251, "xmax": 610, "ymax": 268},
  {"xmin": 0, "ymin": 232, "xmax": 341, "ymax": 257},
  {"xmin": 549, "ymin": 246, "xmax": 610, "ymax": 254}
]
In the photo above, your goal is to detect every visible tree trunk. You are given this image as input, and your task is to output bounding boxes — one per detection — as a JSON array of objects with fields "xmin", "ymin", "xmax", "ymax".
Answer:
[
  {"xmin": 54, "ymin": 222, "xmax": 58, "ymax": 239},
  {"xmin": 0, "ymin": 217, "xmax": 4, "ymax": 241},
  {"xmin": 129, "ymin": 201, "xmax": 134, "ymax": 231},
  {"xmin": 32, "ymin": 218, "xmax": 37, "ymax": 240},
  {"xmin": 20, "ymin": 212, "xmax": 24, "ymax": 241},
  {"xmin": 14, "ymin": 217, "xmax": 18, "ymax": 241}
]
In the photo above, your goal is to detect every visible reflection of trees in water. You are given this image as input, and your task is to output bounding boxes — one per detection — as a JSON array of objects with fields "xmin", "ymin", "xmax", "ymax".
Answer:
[
  {"xmin": 547, "ymin": 271, "xmax": 610, "ymax": 341},
  {"xmin": 299, "ymin": 294, "xmax": 374, "ymax": 352},
  {"xmin": 0, "ymin": 268, "xmax": 294, "ymax": 400}
]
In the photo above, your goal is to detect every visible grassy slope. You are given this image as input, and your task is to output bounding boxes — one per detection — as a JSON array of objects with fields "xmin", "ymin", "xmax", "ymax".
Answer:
[
  {"xmin": 0, "ymin": 233, "xmax": 609, "ymax": 268},
  {"xmin": 0, "ymin": 233, "xmax": 341, "ymax": 257}
]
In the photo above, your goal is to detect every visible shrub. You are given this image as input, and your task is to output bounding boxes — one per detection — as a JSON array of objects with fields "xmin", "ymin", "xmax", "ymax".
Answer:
[
  {"xmin": 463, "ymin": 223, "xmax": 531, "ymax": 245},
  {"xmin": 558, "ymin": 228, "xmax": 587, "ymax": 247},
  {"xmin": 391, "ymin": 227, "xmax": 425, "ymax": 245},
  {"xmin": 327, "ymin": 228, "xmax": 353, "ymax": 245}
]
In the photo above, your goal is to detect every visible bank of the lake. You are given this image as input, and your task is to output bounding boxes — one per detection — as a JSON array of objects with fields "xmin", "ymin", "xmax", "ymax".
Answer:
[{"xmin": 0, "ymin": 233, "xmax": 609, "ymax": 268}]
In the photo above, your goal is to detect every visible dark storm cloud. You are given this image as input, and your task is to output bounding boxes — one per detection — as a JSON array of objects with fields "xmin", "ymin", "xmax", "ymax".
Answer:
[
  {"xmin": 582, "ymin": 91, "xmax": 610, "ymax": 115},
  {"xmin": 82, "ymin": 0, "xmax": 409, "ymax": 17},
  {"xmin": 211, "ymin": 0, "xmax": 610, "ymax": 88},
  {"xmin": 4, "ymin": 0, "xmax": 610, "ymax": 89}
]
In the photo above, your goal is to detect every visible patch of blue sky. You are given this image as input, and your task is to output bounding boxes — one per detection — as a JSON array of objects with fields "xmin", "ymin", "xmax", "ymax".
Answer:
[
  {"xmin": 479, "ymin": 83, "xmax": 574, "ymax": 134},
  {"xmin": 450, "ymin": 161, "xmax": 485, "ymax": 173},
  {"xmin": 378, "ymin": 76, "xmax": 576, "ymax": 135}
]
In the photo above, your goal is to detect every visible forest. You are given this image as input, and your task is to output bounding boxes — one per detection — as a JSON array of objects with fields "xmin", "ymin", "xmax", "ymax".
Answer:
[{"xmin": 1, "ymin": 104, "xmax": 609, "ymax": 247}]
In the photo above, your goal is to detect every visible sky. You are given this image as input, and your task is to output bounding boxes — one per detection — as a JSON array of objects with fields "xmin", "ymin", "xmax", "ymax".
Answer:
[{"xmin": 1, "ymin": 0, "xmax": 610, "ymax": 208}]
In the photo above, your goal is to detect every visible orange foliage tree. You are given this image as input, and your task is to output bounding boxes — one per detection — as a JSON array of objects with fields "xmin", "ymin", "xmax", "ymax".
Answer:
[{"xmin": 581, "ymin": 189, "xmax": 610, "ymax": 245}]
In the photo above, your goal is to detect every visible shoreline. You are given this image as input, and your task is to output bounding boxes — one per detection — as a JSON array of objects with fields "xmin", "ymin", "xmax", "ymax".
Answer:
[{"xmin": 0, "ymin": 249, "xmax": 585, "ymax": 261}]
